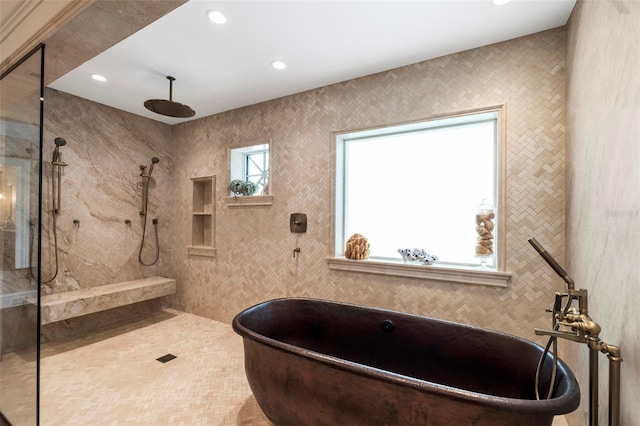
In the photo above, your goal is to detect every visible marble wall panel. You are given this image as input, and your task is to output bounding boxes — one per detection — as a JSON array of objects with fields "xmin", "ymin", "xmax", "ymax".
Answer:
[
  {"xmin": 565, "ymin": 0, "xmax": 640, "ymax": 424},
  {"xmin": 42, "ymin": 88, "xmax": 174, "ymax": 296},
  {"xmin": 170, "ymin": 28, "xmax": 568, "ymax": 342}
]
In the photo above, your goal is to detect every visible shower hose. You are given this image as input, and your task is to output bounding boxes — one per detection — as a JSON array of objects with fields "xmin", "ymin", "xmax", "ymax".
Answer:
[
  {"xmin": 535, "ymin": 293, "xmax": 573, "ymax": 400},
  {"xmin": 138, "ymin": 214, "xmax": 159, "ymax": 266}
]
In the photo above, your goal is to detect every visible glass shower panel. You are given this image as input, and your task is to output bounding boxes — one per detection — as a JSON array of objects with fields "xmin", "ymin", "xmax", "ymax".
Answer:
[{"xmin": 0, "ymin": 45, "xmax": 44, "ymax": 425}]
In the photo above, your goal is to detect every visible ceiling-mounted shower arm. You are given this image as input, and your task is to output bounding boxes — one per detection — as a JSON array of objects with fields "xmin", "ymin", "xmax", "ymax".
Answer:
[{"xmin": 167, "ymin": 76, "xmax": 175, "ymax": 102}]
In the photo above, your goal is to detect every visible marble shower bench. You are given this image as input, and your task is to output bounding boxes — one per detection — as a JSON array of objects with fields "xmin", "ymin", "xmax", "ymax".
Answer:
[{"xmin": 38, "ymin": 276, "xmax": 176, "ymax": 324}]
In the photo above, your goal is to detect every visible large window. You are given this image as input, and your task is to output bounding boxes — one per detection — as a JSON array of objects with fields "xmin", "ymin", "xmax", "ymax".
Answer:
[{"xmin": 335, "ymin": 110, "xmax": 500, "ymax": 269}]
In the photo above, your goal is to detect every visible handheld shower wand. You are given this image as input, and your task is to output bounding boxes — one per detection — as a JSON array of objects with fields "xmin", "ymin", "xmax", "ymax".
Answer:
[
  {"xmin": 528, "ymin": 237, "xmax": 575, "ymax": 291},
  {"xmin": 52, "ymin": 137, "xmax": 67, "ymax": 214},
  {"xmin": 140, "ymin": 157, "xmax": 160, "ymax": 215},
  {"xmin": 52, "ymin": 137, "xmax": 66, "ymax": 162},
  {"xmin": 139, "ymin": 157, "xmax": 161, "ymax": 266},
  {"xmin": 147, "ymin": 156, "xmax": 160, "ymax": 178},
  {"xmin": 42, "ymin": 137, "xmax": 68, "ymax": 284}
]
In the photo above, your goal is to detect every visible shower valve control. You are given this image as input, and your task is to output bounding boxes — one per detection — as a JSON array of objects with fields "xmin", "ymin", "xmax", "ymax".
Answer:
[{"xmin": 290, "ymin": 213, "xmax": 307, "ymax": 233}]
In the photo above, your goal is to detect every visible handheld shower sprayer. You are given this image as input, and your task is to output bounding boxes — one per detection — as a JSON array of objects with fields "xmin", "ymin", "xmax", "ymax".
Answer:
[
  {"xmin": 148, "ymin": 156, "xmax": 160, "ymax": 177},
  {"xmin": 140, "ymin": 156, "xmax": 160, "ymax": 215},
  {"xmin": 528, "ymin": 237, "xmax": 575, "ymax": 291},
  {"xmin": 42, "ymin": 137, "xmax": 68, "ymax": 284},
  {"xmin": 139, "ymin": 156, "xmax": 161, "ymax": 266},
  {"xmin": 52, "ymin": 137, "xmax": 67, "ymax": 163},
  {"xmin": 140, "ymin": 157, "xmax": 160, "ymax": 178},
  {"xmin": 51, "ymin": 137, "xmax": 68, "ymax": 215}
]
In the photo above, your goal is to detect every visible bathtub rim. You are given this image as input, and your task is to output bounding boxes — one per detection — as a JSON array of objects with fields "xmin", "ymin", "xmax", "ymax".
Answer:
[{"xmin": 232, "ymin": 297, "xmax": 580, "ymax": 416}]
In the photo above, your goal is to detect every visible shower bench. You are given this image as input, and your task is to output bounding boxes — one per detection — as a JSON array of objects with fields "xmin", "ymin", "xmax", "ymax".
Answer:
[{"xmin": 37, "ymin": 276, "xmax": 176, "ymax": 324}]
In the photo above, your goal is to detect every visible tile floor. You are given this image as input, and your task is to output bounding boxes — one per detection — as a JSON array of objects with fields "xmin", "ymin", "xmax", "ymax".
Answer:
[{"xmin": 2, "ymin": 309, "xmax": 569, "ymax": 425}]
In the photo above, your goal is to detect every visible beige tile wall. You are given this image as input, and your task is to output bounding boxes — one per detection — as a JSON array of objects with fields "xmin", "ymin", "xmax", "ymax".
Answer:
[
  {"xmin": 565, "ymin": 0, "xmax": 640, "ymax": 424},
  {"xmin": 170, "ymin": 28, "xmax": 568, "ymax": 341}
]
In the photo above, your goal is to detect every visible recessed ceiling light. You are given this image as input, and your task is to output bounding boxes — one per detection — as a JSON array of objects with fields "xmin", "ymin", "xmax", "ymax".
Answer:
[
  {"xmin": 207, "ymin": 10, "xmax": 226, "ymax": 24},
  {"xmin": 493, "ymin": 0, "xmax": 512, "ymax": 5},
  {"xmin": 90, "ymin": 73, "xmax": 107, "ymax": 82},
  {"xmin": 271, "ymin": 61, "xmax": 286, "ymax": 70}
]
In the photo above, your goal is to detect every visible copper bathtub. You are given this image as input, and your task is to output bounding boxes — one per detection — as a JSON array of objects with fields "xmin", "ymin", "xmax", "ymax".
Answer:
[{"xmin": 232, "ymin": 298, "xmax": 579, "ymax": 426}]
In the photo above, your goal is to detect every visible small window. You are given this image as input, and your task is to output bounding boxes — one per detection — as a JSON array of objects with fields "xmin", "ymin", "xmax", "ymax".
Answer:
[
  {"xmin": 334, "ymin": 109, "xmax": 500, "ymax": 270},
  {"xmin": 230, "ymin": 144, "xmax": 269, "ymax": 195}
]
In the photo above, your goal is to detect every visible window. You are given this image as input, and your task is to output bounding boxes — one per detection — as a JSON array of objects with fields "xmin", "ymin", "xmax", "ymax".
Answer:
[
  {"xmin": 334, "ymin": 109, "xmax": 502, "ymax": 271},
  {"xmin": 230, "ymin": 143, "xmax": 269, "ymax": 195}
]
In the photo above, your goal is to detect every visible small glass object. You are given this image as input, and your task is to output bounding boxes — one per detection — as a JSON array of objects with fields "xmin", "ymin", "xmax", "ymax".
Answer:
[{"xmin": 475, "ymin": 199, "xmax": 496, "ymax": 269}]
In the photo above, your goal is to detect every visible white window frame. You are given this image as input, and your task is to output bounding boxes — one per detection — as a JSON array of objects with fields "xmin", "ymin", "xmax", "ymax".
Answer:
[
  {"xmin": 229, "ymin": 143, "xmax": 269, "ymax": 196},
  {"xmin": 328, "ymin": 106, "xmax": 511, "ymax": 287}
]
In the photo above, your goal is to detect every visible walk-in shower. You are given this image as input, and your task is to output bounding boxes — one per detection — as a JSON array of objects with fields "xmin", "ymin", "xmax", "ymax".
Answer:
[
  {"xmin": 41, "ymin": 137, "xmax": 67, "ymax": 283},
  {"xmin": 139, "ymin": 157, "xmax": 160, "ymax": 266}
]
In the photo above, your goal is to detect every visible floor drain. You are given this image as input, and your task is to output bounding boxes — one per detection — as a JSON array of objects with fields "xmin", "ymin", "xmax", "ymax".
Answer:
[{"xmin": 156, "ymin": 354, "xmax": 177, "ymax": 363}]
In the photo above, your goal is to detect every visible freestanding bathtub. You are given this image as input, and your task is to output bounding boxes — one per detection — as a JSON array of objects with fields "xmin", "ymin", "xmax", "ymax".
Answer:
[{"xmin": 232, "ymin": 298, "xmax": 580, "ymax": 426}]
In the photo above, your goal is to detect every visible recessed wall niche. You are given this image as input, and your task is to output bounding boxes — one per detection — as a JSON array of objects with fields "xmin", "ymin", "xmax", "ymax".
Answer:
[{"xmin": 188, "ymin": 175, "xmax": 216, "ymax": 257}]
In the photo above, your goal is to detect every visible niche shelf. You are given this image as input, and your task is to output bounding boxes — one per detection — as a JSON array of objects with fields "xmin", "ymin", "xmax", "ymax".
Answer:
[{"xmin": 188, "ymin": 175, "xmax": 216, "ymax": 257}]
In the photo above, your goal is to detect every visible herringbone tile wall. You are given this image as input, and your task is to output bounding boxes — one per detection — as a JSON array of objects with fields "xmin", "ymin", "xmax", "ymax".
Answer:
[{"xmin": 171, "ymin": 28, "xmax": 568, "ymax": 341}]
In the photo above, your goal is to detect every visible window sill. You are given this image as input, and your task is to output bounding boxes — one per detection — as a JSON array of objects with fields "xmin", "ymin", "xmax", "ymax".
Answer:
[
  {"xmin": 326, "ymin": 257, "xmax": 511, "ymax": 287},
  {"xmin": 224, "ymin": 195, "xmax": 274, "ymax": 207}
]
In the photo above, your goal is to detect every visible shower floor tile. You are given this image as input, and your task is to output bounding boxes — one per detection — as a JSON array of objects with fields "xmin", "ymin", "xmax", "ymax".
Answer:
[
  {"xmin": 3, "ymin": 309, "xmax": 569, "ymax": 425},
  {"xmin": 38, "ymin": 309, "xmax": 272, "ymax": 425}
]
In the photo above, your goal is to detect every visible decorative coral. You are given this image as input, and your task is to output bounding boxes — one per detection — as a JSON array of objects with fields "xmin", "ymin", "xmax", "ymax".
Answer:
[
  {"xmin": 344, "ymin": 233, "xmax": 370, "ymax": 260},
  {"xmin": 475, "ymin": 212, "xmax": 495, "ymax": 256},
  {"xmin": 398, "ymin": 248, "xmax": 438, "ymax": 265}
]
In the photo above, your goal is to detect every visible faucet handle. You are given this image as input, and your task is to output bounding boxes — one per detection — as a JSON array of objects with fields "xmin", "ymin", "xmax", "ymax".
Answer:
[{"xmin": 535, "ymin": 328, "xmax": 587, "ymax": 343}]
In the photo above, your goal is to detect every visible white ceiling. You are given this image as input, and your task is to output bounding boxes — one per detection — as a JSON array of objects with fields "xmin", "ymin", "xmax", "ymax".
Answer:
[{"xmin": 48, "ymin": 0, "xmax": 576, "ymax": 125}]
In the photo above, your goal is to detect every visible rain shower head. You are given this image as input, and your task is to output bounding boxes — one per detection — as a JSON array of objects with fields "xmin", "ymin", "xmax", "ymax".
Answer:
[
  {"xmin": 54, "ymin": 137, "xmax": 67, "ymax": 146},
  {"xmin": 144, "ymin": 76, "xmax": 195, "ymax": 118}
]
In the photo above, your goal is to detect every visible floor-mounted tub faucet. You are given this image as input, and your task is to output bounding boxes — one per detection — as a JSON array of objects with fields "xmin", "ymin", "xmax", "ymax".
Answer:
[{"xmin": 529, "ymin": 238, "xmax": 622, "ymax": 426}]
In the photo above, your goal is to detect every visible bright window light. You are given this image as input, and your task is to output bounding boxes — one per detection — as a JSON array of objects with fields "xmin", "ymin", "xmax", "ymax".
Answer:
[
  {"xmin": 335, "ymin": 111, "xmax": 499, "ymax": 268},
  {"xmin": 230, "ymin": 144, "xmax": 270, "ymax": 195}
]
